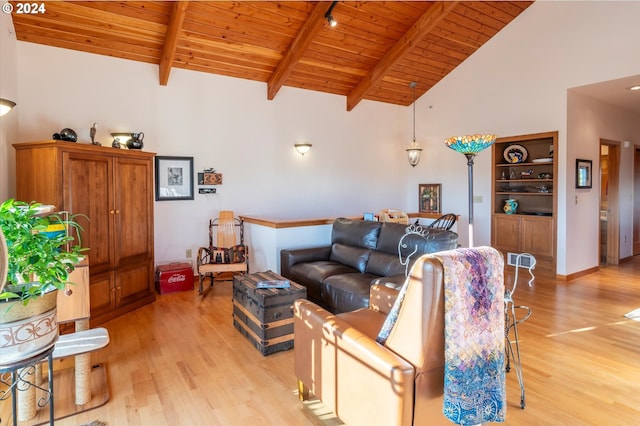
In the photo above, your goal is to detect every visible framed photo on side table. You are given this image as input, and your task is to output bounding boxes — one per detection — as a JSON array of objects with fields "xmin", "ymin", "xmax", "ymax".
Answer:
[
  {"xmin": 576, "ymin": 159, "xmax": 592, "ymax": 189},
  {"xmin": 155, "ymin": 156, "xmax": 194, "ymax": 201},
  {"xmin": 419, "ymin": 183, "xmax": 441, "ymax": 214}
]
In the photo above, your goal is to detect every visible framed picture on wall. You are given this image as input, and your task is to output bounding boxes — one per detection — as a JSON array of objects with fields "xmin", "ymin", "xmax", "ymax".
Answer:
[
  {"xmin": 155, "ymin": 156, "xmax": 194, "ymax": 201},
  {"xmin": 419, "ymin": 183, "xmax": 441, "ymax": 214},
  {"xmin": 576, "ymin": 159, "xmax": 592, "ymax": 189}
]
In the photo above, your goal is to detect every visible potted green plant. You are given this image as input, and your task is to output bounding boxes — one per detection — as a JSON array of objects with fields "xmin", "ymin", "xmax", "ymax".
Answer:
[{"xmin": 0, "ymin": 198, "xmax": 87, "ymax": 364}]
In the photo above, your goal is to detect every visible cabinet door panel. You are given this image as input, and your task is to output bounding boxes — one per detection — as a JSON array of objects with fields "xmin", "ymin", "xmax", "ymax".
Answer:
[
  {"xmin": 117, "ymin": 262, "xmax": 152, "ymax": 306},
  {"xmin": 89, "ymin": 271, "xmax": 116, "ymax": 318},
  {"xmin": 63, "ymin": 152, "xmax": 114, "ymax": 273},
  {"xmin": 15, "ymin": 146, "xmax": 63, "ymax": 206},
  {"xmin": 522, "ymin": 217, "xmax": 554, "ymax": 258},
  {"xmin": 113, "ymin": 158, "xmax": 153, "ymax": 265},
  {"xmin": 492, "ymin": 215, "xmax": 520, "ymax": 252}
]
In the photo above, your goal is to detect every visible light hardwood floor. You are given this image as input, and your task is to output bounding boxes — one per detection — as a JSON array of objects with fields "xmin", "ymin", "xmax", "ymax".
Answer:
[{"xmin": 3, "ymin": 258, "xmax": 640, "ymax": 425}]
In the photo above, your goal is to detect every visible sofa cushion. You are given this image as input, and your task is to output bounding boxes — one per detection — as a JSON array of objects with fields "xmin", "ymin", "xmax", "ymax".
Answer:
[
  {"xmin": 376, "ymin": 222, "xmax": 410, "ymax": 254},
  {"xmin": 337, "ymin": 308, "xmax": 387, "ymax": 340},
  {"xmin": 321, "ymin": 273, "xmax": 380, "ymax": 313},
  {"xmin": 384, "ymin": 225, "xmax": 435, "ymax": 258},
  {"xmin": 422, "ymin": 229, "xmax": 459, "ymax": 253},
  {"xmin": 368, "ymin": 223, "xmax": 459, "ymax": 277},
  {"xmin": 289, "ymin": 261, "xmax": 358, "ymax": 300},
  {"xmin": 365, "ymin": 251, "xmax": 404, "ymax": 276},
  {"xmin": 330, "ymin": 243, "xmax": 371, "ymax": 273},
  {"xmin": 379, "ymin": 223, "xmax": 459, "ymax": 259},
  {"xmin": 332, "ymin": 217, "xmax": 381, "ymax": 249}
]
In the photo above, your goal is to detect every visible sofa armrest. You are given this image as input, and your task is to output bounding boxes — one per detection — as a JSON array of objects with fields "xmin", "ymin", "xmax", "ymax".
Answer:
[
  {"xmin": 293, "ymin": 299, "xmax": 414, "ymax": 425},
  {"xmin": 369, "ymin": 284, "xmax": 400, "ymax": 315},
  {"xmin": 368, "ymin": 274, "xmax": 405, "ymax": 314},
  {"xmin": 371, "ymin": 273, "xmax": 405, "ymax": 290},
  {"xmin": 280, "ymin": 246, "xmax": 331, "ymax": 277}
]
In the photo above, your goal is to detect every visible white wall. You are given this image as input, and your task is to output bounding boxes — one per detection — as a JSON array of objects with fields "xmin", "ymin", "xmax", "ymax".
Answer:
[
  {"xmin": 245, "ymin": 223, "xmax": 333, "ymax": 273},
  {"xmin": 12, "ymin": 42, "xmax": 414, "ymax": 266},
  {"xmin": 567, "ymin": 91, "xmax": 640, "ymax": 270}
]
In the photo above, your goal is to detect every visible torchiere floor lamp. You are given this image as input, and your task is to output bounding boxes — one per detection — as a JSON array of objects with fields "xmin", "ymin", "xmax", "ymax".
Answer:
[{"xmin": 444, "ymin": 134, "xmax": 496, "ymax": 247}]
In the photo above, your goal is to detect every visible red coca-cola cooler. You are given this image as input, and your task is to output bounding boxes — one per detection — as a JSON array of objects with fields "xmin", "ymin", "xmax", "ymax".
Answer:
[{"xmin": 156, "ymin": 262, "xmax": 194, "ymax": 294}]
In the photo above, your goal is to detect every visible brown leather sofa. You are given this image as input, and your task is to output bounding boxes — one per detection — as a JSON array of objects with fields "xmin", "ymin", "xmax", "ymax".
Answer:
[
  {"xmin": 280, "ymin": 217, "xmax": 457, "ymax": 313},
  {"xmin": 293, "ymin": 254, "xmax": 452, "ymax": 426}
]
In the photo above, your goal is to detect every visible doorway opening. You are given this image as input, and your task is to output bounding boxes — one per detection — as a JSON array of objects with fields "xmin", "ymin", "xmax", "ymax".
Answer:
[
  {"xmin": 634, "ymin": 146, "xmax": 640, "ymax": 255},
  {"xmin": 599, "ymin": 140, "xmax": 620, "ymax": 265}
]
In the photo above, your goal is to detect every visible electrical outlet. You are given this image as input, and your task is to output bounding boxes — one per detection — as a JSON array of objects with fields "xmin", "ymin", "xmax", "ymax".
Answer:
[
  {"xmin": 473, "ymin": 195, "xmax": 482, "ymax": 203},
  {"xmin": 186, "ymin": 248, "xmax": 192, "ymax": 258},
  {"xmin": 507, "ymin": 252, "xmax": 536, "ymax": 268}
]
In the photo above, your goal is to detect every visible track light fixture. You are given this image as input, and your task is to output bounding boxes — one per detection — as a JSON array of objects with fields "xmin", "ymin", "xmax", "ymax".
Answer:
[{"xmin": 325, "ymin": 1, "xmax": 338, "ymax": 27}]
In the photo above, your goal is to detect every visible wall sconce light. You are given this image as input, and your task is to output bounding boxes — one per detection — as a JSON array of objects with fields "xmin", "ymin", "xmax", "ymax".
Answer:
[
  {"xmin": 0, "ymin": 98, "xmax": 16, "ymax": 117},
  {"xmin": 325, "ymin": 1, "xmax": 338, "ymax": 27},
  {"xmin": 295, "ymin": 143, "xmax": 312, "ymax": 156}
]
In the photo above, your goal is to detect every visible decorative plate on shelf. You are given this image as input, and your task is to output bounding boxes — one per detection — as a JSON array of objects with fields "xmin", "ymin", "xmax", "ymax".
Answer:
[{"xmin": 503, "ymin": 144, "xmax": 528, "ymax": 163}]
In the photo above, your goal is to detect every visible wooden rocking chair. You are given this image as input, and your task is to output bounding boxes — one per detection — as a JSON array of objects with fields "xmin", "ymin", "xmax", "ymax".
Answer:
[{"xmin": 196, "ymin": 211, "xmax": 248, "ymax": 294}]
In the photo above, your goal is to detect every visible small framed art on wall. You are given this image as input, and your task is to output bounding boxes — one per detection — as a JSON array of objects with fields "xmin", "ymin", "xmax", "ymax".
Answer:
[
  {"xmin": 155, "ymin": 156, "xmax": 194, "ymax": 201},
  {"xmin": 419, "ymin": 183, "xmax": 441, "ymax": 214},
  {"xmin": 576, "ymin": 159, "xmax": 592, "ymax": 189}
]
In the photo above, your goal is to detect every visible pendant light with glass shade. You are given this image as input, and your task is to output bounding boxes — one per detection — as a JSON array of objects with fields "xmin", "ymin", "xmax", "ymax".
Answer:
[{"xmin": 406, "ymin": 82, "xmax": 422, "ymax": 167}]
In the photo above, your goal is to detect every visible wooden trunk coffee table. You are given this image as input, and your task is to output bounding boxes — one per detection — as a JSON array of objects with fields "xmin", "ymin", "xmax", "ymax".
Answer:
[{"xmin": 232, "ymin": 270, "xmax": 306, "ymax": 355}]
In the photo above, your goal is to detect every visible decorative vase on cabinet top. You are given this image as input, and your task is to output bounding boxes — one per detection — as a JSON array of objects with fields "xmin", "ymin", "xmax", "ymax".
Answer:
[
  {"xmin": 503, "ymin": 199, "xmax": 518, "ymax": 215},
  {"xmin": 126, "ymin": 132, "xmax": 144, "ymax": 149}
]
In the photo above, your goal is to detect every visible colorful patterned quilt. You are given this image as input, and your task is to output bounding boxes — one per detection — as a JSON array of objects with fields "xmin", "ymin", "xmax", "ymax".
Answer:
[{"xmin": 435, "ymin": 246, "xmax": 506, "ymax": 425}]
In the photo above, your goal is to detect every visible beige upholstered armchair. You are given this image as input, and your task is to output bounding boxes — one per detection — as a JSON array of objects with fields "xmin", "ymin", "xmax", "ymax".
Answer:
[
  {"xmin": 293, "ymin": 247, "xmax": 505, "ymax": 426},
  {"xmin": 294, "ymin": 254, "xmax": 449, "ymax": 426}
]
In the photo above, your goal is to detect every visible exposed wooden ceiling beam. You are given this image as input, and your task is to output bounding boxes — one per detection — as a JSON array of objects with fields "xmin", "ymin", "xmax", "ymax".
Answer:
[
  {"xmin": 267, "ymin": 1, "xmax": 334, "ymax": 101},
  {"xmin": 159, "ymin": 1, "xmax": 189, "ymax": 86},
  {"xmin": 10, "ymin": 1, "xmax": 531, "ymax": 107},
  {"xmin": 346, "ymin": 1, "xmax": 459, "ymax": 111}
]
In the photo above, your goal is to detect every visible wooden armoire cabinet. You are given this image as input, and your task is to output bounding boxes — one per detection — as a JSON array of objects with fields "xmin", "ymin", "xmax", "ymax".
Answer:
[{"xmin": 14, "ymin": 141, "xmax": 155, "ymax": 325}]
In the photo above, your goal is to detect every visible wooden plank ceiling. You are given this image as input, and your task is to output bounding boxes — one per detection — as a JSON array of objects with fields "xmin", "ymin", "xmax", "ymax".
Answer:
[{"xmin": 10, "ymin": 1, "xmax": 533, "ymax": 110}]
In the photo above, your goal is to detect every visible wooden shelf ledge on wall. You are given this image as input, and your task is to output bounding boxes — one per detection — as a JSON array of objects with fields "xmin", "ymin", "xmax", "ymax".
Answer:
[
  {"xmin": 240, "ymin": 212, "xmax": 451, "ymax": 229},
  {"xmin": 408, "ymin": 212, "xmax": 454, "ymax": 220}
]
